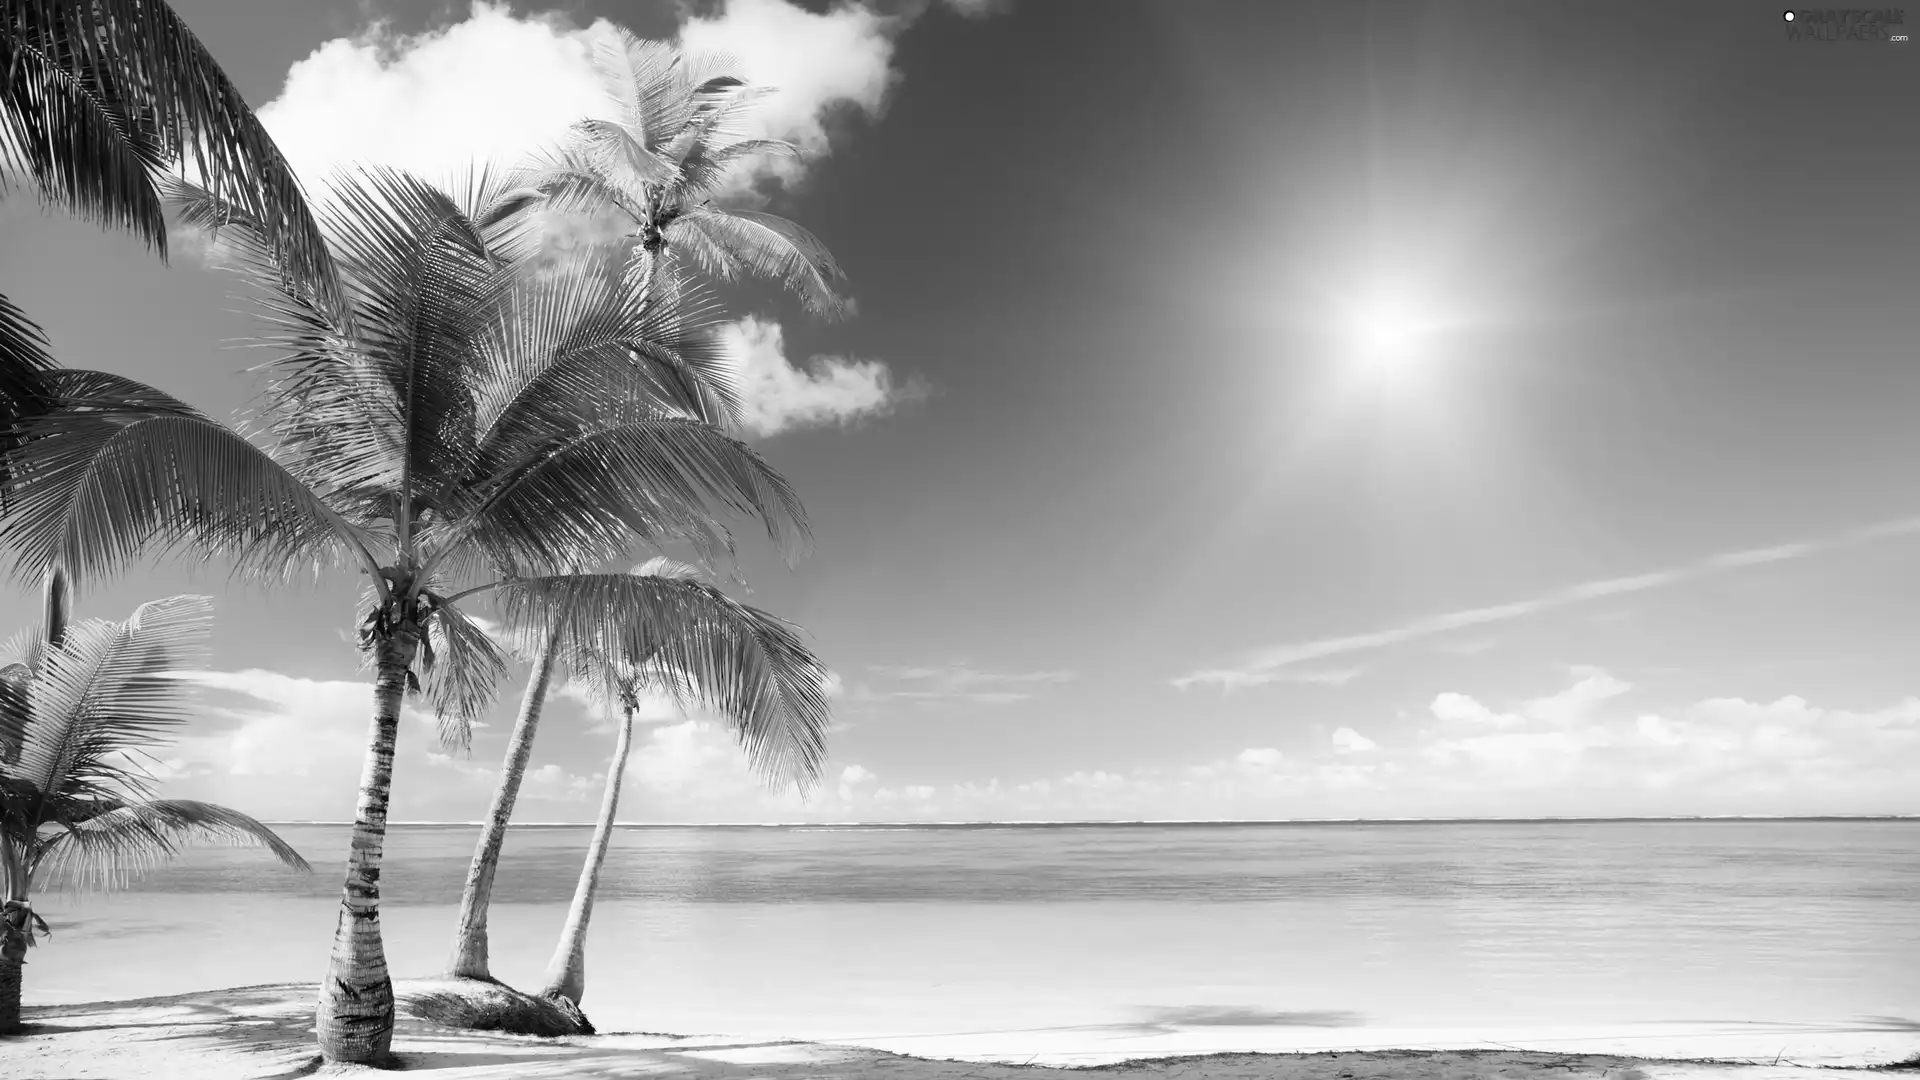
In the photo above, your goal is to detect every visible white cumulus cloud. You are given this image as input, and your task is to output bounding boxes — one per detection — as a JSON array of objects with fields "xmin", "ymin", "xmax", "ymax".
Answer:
[
  {"xmin": 1331, "ymin": 727, "xmax": 1378, "ymax": 754},
  {"xmin": 256, "ymin": 0, "xmax": 943, "ymax": 190},
  {"xmin": 724, "ymin": 315, "xmax": 920, "ymax": 436}
]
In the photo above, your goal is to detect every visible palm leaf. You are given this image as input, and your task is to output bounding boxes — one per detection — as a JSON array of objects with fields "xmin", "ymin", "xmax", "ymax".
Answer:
[
  {"xmin": 668, "ymin": 207, "xmax": 847, "ymax": 317},
  {"xmin": 0, "ymin": 369, "xmax": 365, "ymax": 588},
  {"xmin": 457, "ymin": 414, "xmax": 810, "ymax": 576},
  {"xmin": 35, "ymin": 798, "xmax": 310, "ymax": 893},
  {"xmin": 416, "ymin": 597, "xmax": 509, "ymax": 755},
  {"xmin": 494, "ymin": 571, "xmax": 831, "ymax": 789},
  {"xmin": 15, "ymin": 594, "xmax": 211, "ymax": 804},
  {"xmin": 470, "ymin": 246, "xmax": 743, "ymax": 453},
  {"xmin": 516, "ymin": 145, "xmax": 649, "ymax": 227},
  {"xmin": 2, "ymin": 0, "xmax": 340, "ymax": 304},
  {"xmin": 0, "ymin": 11, "xmax": 171, "ymax": 252},
  {"xmin": 0, "ymin": 292, "xmax": 57, "ymax": 406}
]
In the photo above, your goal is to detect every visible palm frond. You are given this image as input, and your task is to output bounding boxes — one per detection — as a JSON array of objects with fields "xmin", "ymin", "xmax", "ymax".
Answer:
[
  {"xmin": 470, "ymin": 247, "xmax": 743, "ymax": 451},
  {"xmin": 673, "ymin": 136, "xmax": 801, "ymax": 199},
  {"xmin": 0, "ymin": 13, "xmax": 171, "ymax": 252},
  {"xmin": 494, "ymin": 572, "xmax": 831, "ymax": 789},
  {"xmin": 668, "ymin": 207, "xmax": 847, "ymax": 318},
  {"xmin": 589, "ymin": 29, "xmax": 697, "ymax": 151},
  {"xmin": 0, "ymin": 369, "xmax": 364, "ymax": 588},
  {"xmin": 285, "ymin": 167, "xmax": 515, "ymax": 513},
  {"xmin": 0, "ymin": 291, "xmax": 58, "ymax": 473},
  {"xmin": 160, "ymin": 175, "xmax": 342, "ymax": 325},
  {"xmin": 416, "ymin": 597, "xmax": 509, "ymax": 755},
  {"xmin": 34, "ymin": 798, "xmax": 310, "ymax": 893},
  {"xmin": 517, "ymin": 145, "xmax": 649, "ymax": 226},
  {"xmin": 15, "ymin": 593, "xmax": 211, "ymax": 803},
  {"xmin": 458, "ymin": 414, "xmax": 810, "ymax": 576},
  {"xmin": 573, "ymin": 117, "xmax": 678, "ymax": 188},
  {"xmin": 5, "ymin": 2, "xmax": 336, "ymax": 299},
  {"xmin": 2, "ymin": 0, "xmax": 340, "ymax": 304}
]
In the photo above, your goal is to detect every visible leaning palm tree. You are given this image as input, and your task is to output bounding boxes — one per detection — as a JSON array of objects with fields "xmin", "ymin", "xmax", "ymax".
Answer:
[
  {"xmin": 0, "ymin": 569, "xmax": 310, "ymax": 1034},
  {"xmin": 522, "ymin": 29, "xmax": 848, "ymax": 317},
  {"xmin": 531, "ymin": 558, "xmax": 833, "ymax": 1020},
  {"xmin": 0, "ymin": 169, "xmax": 808, "ymax": 1064},
  {"xmin": 443, "ymin": 556, "xmax": 831, "ymax": 994}
]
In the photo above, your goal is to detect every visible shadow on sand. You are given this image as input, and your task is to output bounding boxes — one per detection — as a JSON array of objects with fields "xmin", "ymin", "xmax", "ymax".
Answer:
[{"xmin": 2, "ymin": 983, "xmax": 1904, "ymax": 1079}]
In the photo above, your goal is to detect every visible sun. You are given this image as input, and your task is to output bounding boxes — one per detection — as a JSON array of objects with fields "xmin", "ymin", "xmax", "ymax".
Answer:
[
  {"xmin": 1355, "ymin": 303, "xmax": 1423, "ymax": 355},
  {"xmin": 1343, "ymin": 294, "xmax": 1436, "ymax": 380}
]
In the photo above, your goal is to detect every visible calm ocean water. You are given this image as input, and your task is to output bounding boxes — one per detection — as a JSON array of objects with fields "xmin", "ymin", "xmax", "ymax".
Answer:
[{"xmin": 24, "ymin": 820, "xmax": 1920, "ymax": 1063}]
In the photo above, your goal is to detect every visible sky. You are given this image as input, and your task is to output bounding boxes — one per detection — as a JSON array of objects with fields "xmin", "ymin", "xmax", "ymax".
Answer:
[{"xmin": 1, "ymin": 0, "xmax": 1917, "ymax": 823}]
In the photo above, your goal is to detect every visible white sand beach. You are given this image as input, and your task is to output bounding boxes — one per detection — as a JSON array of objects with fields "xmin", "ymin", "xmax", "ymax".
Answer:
[{"xmin": 2, "ymin": 982, "xmax": 1913, "ymax": 1080}]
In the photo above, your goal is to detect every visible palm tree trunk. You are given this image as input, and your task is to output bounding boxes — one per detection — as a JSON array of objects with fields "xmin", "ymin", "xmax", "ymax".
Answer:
[
  {"xmin": 0, "ymin": 928, "xmax": 24, "ymax": 1035},
  {"xmin": 447, "ymin": 631, "xmax": 559, "ymax": 980},
  {"xmin": 630, "ymin": 242, "xmax": 660, "ymax": 311},
  {"xmin": 540, "ymin": 704, "xmax": 635, "ymax": 1006},
  {"xmin": 314, "ymin": 628, "xmax": 418, "ymax": 1065},
  {"xmin": 0, "ymin": 898, "xmax": 27, "ymax": 1035}
]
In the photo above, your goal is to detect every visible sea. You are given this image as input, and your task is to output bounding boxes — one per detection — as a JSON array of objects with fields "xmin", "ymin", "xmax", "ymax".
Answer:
[{"xmin": 23, "ymin": 819, "xmax": 1920, "ymax": 1066}]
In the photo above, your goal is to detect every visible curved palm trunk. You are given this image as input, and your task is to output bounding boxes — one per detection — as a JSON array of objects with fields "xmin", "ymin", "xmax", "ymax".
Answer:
[
  {"xmin": 447, "ymin": 632, "xmax": 559, "ymax": 979},
  {"xmin": 314, "ymin": 629, "xmax": 418, "ymax": 1065},
  {"xmin": 540, "ymin": 704, "xmax": 635, "ymax": 1007}
]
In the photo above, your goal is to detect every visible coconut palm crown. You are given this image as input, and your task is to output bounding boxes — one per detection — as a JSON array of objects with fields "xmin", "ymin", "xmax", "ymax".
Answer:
[
  {"xmin": 0, "ymin": 570, "xmax": 310, "ymax": 1035},
  {"xmin": 0, "ymin": 166, "xmax": 810, "ymax": 1063},
  {"xmin": 523, "ymin": 29, "xmax": 849, "ymax": 317}
]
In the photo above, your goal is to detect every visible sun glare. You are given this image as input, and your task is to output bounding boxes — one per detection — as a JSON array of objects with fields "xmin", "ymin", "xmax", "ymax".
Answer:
[{"xmin": 1344, "ymin": 294, "xmax": 1436, "ymax": 381}]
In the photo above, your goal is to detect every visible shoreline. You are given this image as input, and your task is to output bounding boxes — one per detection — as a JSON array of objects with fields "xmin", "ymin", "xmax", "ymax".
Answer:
[{"xmin": 3, "ymin": 984, "xmax": 1915, "ymax": 1080}]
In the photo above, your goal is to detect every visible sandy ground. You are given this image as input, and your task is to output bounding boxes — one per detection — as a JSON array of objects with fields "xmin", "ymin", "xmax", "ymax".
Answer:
[{"xmin": 0, "ymin": 983, "xmax": 1910, "ymax": 1080}]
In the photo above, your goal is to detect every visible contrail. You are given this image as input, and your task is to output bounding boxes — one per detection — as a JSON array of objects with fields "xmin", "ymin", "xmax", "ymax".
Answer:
[{"xmin": 1172, "ymin": 514, "xmax": 1920, "ymax": 690}]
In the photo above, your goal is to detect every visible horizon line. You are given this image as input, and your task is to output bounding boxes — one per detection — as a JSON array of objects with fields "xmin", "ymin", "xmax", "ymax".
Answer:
[{"xmin": 262, "ymin": 814, "xmax": 1920, "ymax": 828}]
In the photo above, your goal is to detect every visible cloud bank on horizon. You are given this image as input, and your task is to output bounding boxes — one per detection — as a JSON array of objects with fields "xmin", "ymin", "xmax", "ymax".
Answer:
[
  {"xmin": 157, "ymin": 665, "xmax": 1919, "ymax": 823},
  {"xmin": 250, "ymin": 0, "xmax": 950, "ymax": 437}
]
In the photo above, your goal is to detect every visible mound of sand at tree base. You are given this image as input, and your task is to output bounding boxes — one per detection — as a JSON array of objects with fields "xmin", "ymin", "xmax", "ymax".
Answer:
[{"xmin": 0, "ymin": 982, "xmax": 1908, "ymax": 1079}]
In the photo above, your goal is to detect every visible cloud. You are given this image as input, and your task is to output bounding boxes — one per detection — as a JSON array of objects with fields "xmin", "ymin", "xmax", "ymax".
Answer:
[
  {"xmin": 675, "ymin": 0, "xmax": 893, "ymax": 192},
  {"xmin": 723, "ymin": 316, "xmax": 922, "ymax": 436},
  {"xmin": 254, "ymin": 0, "xmax": 960, "ymax": 190},
  {"xmin": 552, "ymin": 678, "xmax": 684, "ymax": 730},
  {"xmin": 162, "ymin": 669, "xmax": 495, "ymax": 821},
  {"xmin": 1235, "ymin": 747, "xmax": 1282, "ymax": 770},
  {"xmin": 1174, "ymin": 515, "xmax": 1920, "ymax": 690},
  {"xmin": 1172, "ymin": 667, "xmax": 1362, "ymax": 692},
  {"xmin": 258, "ymin": 3, "xmax": 608, "ymax": 184},
  {"xmin": 595, "ymin": 668, "xmax": 1920, "ymax": 822},
  {"xmin": 1330, "ymin": 727, "xmax": 1377, "ymax": 754},
  {"xmin": 857, "ymin": 663, "xmax": 1076, "ymax": 706}
]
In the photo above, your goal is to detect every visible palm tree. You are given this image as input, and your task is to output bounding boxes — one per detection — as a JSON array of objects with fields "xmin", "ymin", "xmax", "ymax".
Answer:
[
  {"xmin": 0, "ymin": 169, "xmax": 809, "ymax": 1064},
  {"xmin": 442, "ymin": 555, "xmax": 832, "ymax": 993},
  {"xmin": 523, "ymin": 28, "xmax": 848, "ymax": 317},
  {"xmin": 531, "ymin": 558, "xmax": 833, "ymax": 1018},
  {"xmin": 0, "ymin": 569, "xmax": 310, "ymax": 1034}
]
